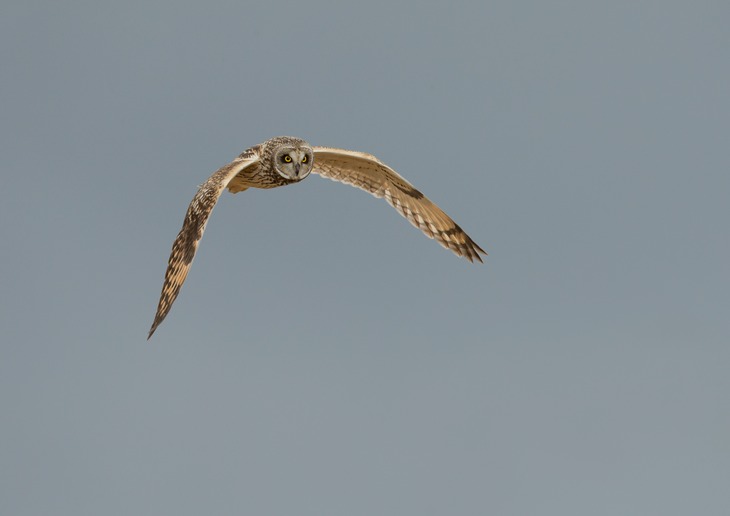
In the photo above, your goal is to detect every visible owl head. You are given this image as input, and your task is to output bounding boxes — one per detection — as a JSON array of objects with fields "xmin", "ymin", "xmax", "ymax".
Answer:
[{"xmin": 271, "ymin": 138, "xmax": 314, "ymax": 181}]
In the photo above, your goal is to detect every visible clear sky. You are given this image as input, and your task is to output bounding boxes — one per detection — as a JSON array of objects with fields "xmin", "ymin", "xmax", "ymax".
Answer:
[{"xmin": 1, "ymin": 1, "xmax": 728, "ymax": 515}]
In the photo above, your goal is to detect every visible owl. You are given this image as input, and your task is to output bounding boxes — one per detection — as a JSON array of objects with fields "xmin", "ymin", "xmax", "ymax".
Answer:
[{"xmin": 148, "ymin": 136, "xmax": 486, "ymax": 338}]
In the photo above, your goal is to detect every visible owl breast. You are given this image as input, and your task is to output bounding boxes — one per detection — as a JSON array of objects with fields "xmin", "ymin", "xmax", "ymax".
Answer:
[{"xmin": 226, "ymin": 160, "xmax": 299, "ymax": 193}]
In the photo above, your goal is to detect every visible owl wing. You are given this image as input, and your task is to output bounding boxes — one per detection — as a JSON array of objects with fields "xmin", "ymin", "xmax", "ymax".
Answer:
[
  {"xmin": 148, "ymin": 151, "xmax": 260, "ymax": 339},
  {"xmin": 311, "ymin": 146, "xmax": 486, "ymax": 262}
]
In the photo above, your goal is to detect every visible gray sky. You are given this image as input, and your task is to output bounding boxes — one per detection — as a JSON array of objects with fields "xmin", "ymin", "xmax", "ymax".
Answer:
[{"xmin": 1, "ymin": 1, "xmax": 728, "ymax": 515}]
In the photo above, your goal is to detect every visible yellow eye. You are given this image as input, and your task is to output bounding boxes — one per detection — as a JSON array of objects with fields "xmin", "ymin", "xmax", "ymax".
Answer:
[
  {"xmin": 283, "ymin": 155, "xmax": 292, "ymax": 163},
  {"xmin": 301, "ymin": 155, "xmax": 308, "ymax": 163}
]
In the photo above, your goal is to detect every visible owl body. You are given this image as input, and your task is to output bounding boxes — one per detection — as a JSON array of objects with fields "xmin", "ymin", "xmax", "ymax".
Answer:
[{"xmin": 148, "ymin": 136, "xmax": 486, "ymax": 338}]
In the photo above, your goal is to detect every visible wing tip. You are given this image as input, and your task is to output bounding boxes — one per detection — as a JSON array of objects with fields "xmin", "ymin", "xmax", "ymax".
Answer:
[
  {"xmin": 147, "ymin": 312, "xmax": 166, "ymax": 340},
  {"xmin": 460, "ymin": 239, "xmax": 487, "ymax": 264}
]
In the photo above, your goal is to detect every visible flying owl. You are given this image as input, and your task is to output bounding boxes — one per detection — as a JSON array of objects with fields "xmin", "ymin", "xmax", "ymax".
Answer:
[{"xmin": 148, "ymin": 136, "xmax": 486, "ymax": 338}]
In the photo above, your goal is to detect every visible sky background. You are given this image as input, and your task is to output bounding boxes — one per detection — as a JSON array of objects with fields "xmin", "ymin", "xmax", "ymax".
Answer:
[{"xmin": 1, "ymin": 1, "xmax": 729, "ymax": 515}]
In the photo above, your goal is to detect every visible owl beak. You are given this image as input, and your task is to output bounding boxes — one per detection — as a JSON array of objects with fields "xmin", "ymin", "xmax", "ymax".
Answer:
[{"xmin": 294, "ymin": 163, "xmax": 301, "ymax": 177}]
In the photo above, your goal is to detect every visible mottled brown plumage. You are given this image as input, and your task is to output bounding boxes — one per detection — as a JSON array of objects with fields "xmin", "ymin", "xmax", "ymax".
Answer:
[
  {"xmin": 148, "ymin": 136, "xmax": 486, "ymax": 338},
  {"xmin": 311, "ymin": 147, "xmax": 486, "ymax": 263}
]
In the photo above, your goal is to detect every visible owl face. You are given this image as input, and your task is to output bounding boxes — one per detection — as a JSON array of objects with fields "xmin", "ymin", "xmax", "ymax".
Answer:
[{"xmin": 273, "ymin": 145, "xmax": 313, "ymax": 181}]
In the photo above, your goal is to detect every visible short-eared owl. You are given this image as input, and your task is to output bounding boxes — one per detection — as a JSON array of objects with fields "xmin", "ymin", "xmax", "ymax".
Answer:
[{"xmin": 148, "ymin": 136, "xmax": 486, "ymax": 338}]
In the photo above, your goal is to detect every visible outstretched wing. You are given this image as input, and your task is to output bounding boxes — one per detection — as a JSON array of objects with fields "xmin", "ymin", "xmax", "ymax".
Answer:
[
  {"xmin": 311, "ymin": 147, "xmax": 486, "ymax": 262},
  {"xmin": 148, "ymin": 153, "xmax": 260, "ymax": 339}
]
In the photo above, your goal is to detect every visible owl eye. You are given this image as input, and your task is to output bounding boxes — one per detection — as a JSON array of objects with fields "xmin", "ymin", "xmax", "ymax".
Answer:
[
  {"xmin": 283, "ymin": 155, "xmax": 292, "ymax": 163},
  {"xmin": 301, "ymin": 155, "xmax": 308, "ymax": 163}
]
